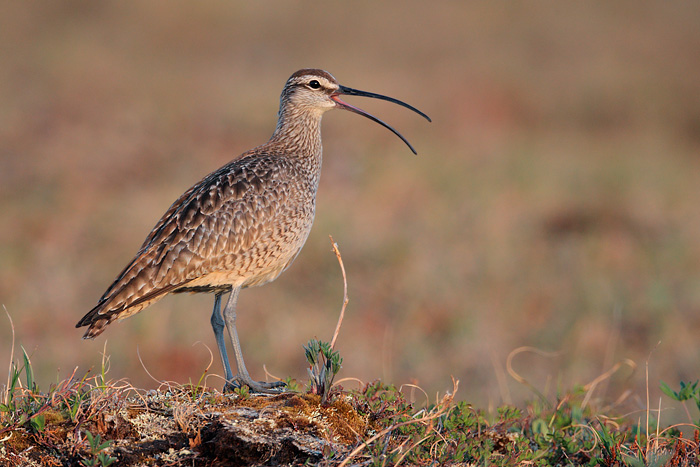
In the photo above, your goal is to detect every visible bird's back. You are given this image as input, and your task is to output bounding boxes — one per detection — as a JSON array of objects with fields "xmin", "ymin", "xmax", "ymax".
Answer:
[{"xmin": 77, "ymin": 147, "xmax": 321, "ymax": 338}]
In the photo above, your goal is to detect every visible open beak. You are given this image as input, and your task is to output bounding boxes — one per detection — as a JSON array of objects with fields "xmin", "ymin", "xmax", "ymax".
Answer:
[{"xmin": 331, "ymin": 85, "xmax": 431, "ymax": 155}]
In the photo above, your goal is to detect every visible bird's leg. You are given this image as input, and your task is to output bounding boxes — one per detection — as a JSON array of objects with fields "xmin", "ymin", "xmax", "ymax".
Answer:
[
  {"xmin": 210, "ymin": 291, "xmax": 234, "ymax": 384},
  {"xmin": 221, "ymin": 287, "xmax": 286, "ymax": 393}
]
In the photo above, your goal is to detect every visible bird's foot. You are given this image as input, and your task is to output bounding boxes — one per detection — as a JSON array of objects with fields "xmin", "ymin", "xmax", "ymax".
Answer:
[{"xmin": 223, "ymin": 375, "xmax": 286, "ymax": 394}]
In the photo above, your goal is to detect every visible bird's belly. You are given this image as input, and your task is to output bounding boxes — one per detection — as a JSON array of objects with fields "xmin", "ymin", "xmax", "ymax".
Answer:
[
  {"xmin": 182, "ymin": 266, "xmax": 285, "ymax": 290},
  {"xmin": 183, "ymin": 213, "xmax": 313, "ymax": 290}
]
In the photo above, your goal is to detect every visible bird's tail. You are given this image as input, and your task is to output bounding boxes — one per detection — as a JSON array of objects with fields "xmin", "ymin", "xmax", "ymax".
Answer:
[
  {"xmin": 76, "ymin": 282, "xmax": 179, "ymax": 339},
  {"xmin": 76, "ymin": 302, "xmax": 114, "ymax": 339}
]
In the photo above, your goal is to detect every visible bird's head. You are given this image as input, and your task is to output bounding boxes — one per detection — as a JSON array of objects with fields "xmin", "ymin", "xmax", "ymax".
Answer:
[{"xmin": 280, "ymin": 69, "xmax": 431, "ymax": 154}]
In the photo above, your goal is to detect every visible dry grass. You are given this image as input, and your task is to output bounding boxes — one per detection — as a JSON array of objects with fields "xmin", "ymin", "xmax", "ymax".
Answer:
[
  {"xmin": 3, "ymin": 366, "xmax": 699, "ymax": 466},
  {"xmin": 2, "ymin": 303, "xmax": 699, "ymax": 466},
  {"xmin": 1, "ymin": 1, "xmax": 700, "ymax": 429}
]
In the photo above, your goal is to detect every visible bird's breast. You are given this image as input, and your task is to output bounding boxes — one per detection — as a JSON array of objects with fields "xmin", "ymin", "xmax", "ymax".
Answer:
[{"xmin": 182, "ymin": 170, "xmax": 319, "ymax": 290}]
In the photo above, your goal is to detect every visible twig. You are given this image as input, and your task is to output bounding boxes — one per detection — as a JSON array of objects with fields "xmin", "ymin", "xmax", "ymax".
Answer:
[
  {"xmin": 3, "ymin": 305, "xmax": 16, "ymax": 413},
  {"xmin": 506, "ymin": 346, "xmax": 561, "ymax": 405},
  {"xmin": 338, "ymin": 377, "xmax": 459, "ymax": 467},
  {"xmin": 581, "ymin": 358, "xmax": 636, "ymax": 409},
  {"xmin": 333, "ymin": 377, "xmax": 365, "ymax": 390},
  {"xmin": 262, "ymin": 364, "xmax": 284, "ymax": 384},
  {"xmin": 136, "ymin": 346, "xmax": 167, "ymax": 389},
  {"xmin": 328, "ymin": 235, "xmax": 349, "ymax": 350},
  {"xmin": 399, "ymin": 383, "xmax": 430, "ymax": 409},
  {"xmin": 192, "ymin": 340, "xmax": 214, "ymax": 391},
  {"xmin": 644, "ymin": 343, "xmax": 661, "ymax": 459}
]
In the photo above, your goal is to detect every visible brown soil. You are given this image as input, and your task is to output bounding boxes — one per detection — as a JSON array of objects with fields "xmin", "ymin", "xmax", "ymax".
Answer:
[{"xmin": 0, "ymin": 389, "xmax": 369, "ymax": 467}]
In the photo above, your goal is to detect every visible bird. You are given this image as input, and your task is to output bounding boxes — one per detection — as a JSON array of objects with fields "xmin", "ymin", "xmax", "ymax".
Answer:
[{"xmin": 76, "ymin": 69, "xmax": 431, "ymax": 393}]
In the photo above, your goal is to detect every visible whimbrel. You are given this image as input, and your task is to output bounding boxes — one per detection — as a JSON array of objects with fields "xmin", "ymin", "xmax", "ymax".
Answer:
[{"xmin": 76, "ymin": 69, "xmax": 430, "ymax": 393}]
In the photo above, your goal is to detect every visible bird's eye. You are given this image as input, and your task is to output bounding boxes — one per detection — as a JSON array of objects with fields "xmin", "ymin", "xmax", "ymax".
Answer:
[{"xmin": 308, "ymin": 80, "xmax": 321, "ymax": 89}]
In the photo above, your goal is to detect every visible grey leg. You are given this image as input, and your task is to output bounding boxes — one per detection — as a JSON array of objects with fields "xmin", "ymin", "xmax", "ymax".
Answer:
[
  {"xmin": 221, "ymin": 287, "xmax": 285, "ymax": 393},
  {"xmin": 210, "ymin": 292, "xmax": 234, "ymax": 383}
]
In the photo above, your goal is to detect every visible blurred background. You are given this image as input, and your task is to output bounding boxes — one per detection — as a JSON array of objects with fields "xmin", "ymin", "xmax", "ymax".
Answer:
[{"xmin": 2, "ymin": 2, "xmax": 700, "ymax": 425}]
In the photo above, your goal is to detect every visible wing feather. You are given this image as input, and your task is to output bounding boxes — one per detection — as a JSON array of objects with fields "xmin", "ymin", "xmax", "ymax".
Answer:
[{"xmin": 77, "ymin": 151, "xmax": 296, "ymax": 336}]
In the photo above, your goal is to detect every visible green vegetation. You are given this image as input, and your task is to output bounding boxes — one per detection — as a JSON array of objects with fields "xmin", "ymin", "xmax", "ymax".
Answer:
[
  {"xmin": 81, "ymin": 430, "xmax": 117, "ymax": 467},
  {"xmin": 661, "ymin": 380, "xmax": 700, "ymax": 427},
  {"xmin": 2, "ymin": 349, "xmax": 698, "ymax": 466},
  {"xmin": 304, "ymin": 338, "xmax": 343, "ymax": 404}
]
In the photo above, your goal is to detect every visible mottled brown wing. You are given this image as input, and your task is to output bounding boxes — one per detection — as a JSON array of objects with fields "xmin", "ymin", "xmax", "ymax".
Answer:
[{"xmin": 76, "ymin": 152, "xmax": 294, "ymax": 337}]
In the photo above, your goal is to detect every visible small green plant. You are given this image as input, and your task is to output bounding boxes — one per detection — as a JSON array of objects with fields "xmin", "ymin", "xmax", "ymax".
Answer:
[
  {"xmin": 29, "ymin": 413, "xmax": 45, "ymax": 432},
  {"xmin": 234, "ymin": 384, "xmax": 250, "ymax": 398},
  {"xmin": 185, "ymin": 375, "xmax": 207, "ymax": 401},
  {"xmin": 284, "ymin": 376, "xmax": 301, "ymax": 392},
  {"xmin": 0, "ymin": 358, "xmax": 22, "ymax": 421},
  {"xmin": 304, "ymin": 339, "xmax": 342, "ymax": 404},
  {"xmin": 1, "ymin": 348, "xmax": 52, "ymax": 432},
  {"xmin": 21, "ymin": 347, "xmax": 37, "ymax": 394},
  {"xmin": 81, "ymin": 429, "xmax": 117, "ymax": 467},
  {"xmin": 660, "ymin": 380, "xmax": 700, "ymax": 426}
]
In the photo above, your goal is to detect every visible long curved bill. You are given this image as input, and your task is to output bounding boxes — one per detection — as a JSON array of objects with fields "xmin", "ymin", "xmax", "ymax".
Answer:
[{"xmin": 331, "ymin": 84, "xmax": 431, "ymax": 155}]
